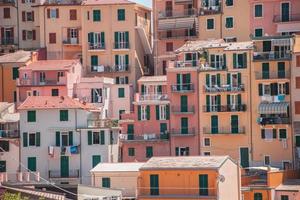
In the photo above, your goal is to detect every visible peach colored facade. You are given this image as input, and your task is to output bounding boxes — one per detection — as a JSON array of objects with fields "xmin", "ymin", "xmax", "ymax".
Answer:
[
  {"xmin": 249, "ymin": 0, "xmax": 300, "ymax": 37},
  {"xmin": 153, "ymin": 0, "xmax": 250, "ymax": 75},
  {"xmin": 16, "ymin": 60, "xmax": 81, "ymax": 103}
]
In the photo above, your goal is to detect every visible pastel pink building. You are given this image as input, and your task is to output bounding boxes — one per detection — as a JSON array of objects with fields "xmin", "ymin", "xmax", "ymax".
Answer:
[
  {"xmin": 250, "ymin": 0, "xmax": 300, "ymax": 37},
  {"xmin": 119, "ymin": 76, "xmax": 170, "ymax": 162},
  {"xmin": 16, "ymin": 60, "xmax": 81, "ymax": 103}
]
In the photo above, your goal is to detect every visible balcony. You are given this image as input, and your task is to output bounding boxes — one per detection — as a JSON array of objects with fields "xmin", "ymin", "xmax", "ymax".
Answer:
[
  {"xmin": 203, "ymin": 105, "xmax": 247, "ymax": 112},
  {"xmin": 0, "ymin": 130, "xmax": 19, "ymax": 138},
  {"xmin": 87, "ymin": 119, "xmax": 119, "ymax": 128},
  {"xmin": 255, "ymin": 71, "xmax": 290, "ymax": 80},
  {"xmin": 0, "ymin": 0, "xmax": 15, "ymax": 4},
  {"xmin": 203, "ymin": 126, "xmax": 246, "ymax": 135},
  {"xmin": 17, "ymin": 78, "xmax": 67, "ymax": 86},
  {"xmin": 172, "ymin": 106, "xmax": 195, "ymax": 114},
  {"xmin": 119, "ymin": 133, "xmax": 169, "ymax": 142},
  {"xmin": 88, "ymin": 43, "xmax": 105, "ymax": 50},
  {"xmin": 174, "ymin": 0, "xmax": 193, "ymax": 4},
  {"xmin": 158, "ymin": 30, "xmax": 197, "ymax": 40},
  {"xmin": 1, "ymin": 38, "xmax": 16, "ymax": 45},
  {"xmin": 171, "ymin": 83, "xmax": 194, "ymax": 93},
  {"xmin": 158, "ymin": 9, "xmax": 197, "ymax": 19},
  {"xmin": 204, "ymin": 85, "xmax": 245, "ymax": 93},
  {"xmin": 63, "ymin": 38, "xmax": 80, "ymax": 45},
  {"xmin": 91, "ymin": 65, "xmax": 130, "ymax": 73},
  {"xmin": 170, "ymin": 128, "xmax": 195, "ymax": 136},
  {"xmin": 199, "ymin": 6, "xmax": 222, "ymax": 15},
  {"xmin": 253, "ymin": 51, "xmax": 291, "ymax": 61},
  {"xmin": 273, "ymin": 14, "xmax": 300, "ymax": 23},
  {"xmin": 113, "ymin": 42, "xmax": 130, "ymax": 50},
  {"xmin": 48, "ymin": 170, "xmax": 79, "ymax": 179},
  {"xmin": 257, "ymin": 117, "xmax": 290, "ymax": 125},
  {"xmin": 138, "ymin": 93, "xmax": 168, "ymax": 101}
]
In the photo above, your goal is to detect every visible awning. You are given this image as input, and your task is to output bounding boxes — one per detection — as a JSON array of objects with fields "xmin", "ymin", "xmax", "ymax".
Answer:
[
  {"xmin": 258, "ymin": 102, "xmax": 289, "ymax": 115},
  {"xmin": 277, "ymin": 22, "xmax": 300, "ymax": 33},
  {"xmin": 158, "ymin": 17, "xmax": 197, "ymax": 30}
]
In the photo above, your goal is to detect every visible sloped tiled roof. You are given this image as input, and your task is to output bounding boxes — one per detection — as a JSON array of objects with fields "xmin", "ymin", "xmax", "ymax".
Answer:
[
  {"xmin": 20, "ymin": 60, "xmax": 78, "ymax": 71},
  {"xmin": 82, "ymin": 0, "xmax": 135, "ymax": 6},
  {"xmin": 91, "ymin": 162, "xmax": 145, "ymax": 173},
  {"xmin": 0, "ymin": 51, "xmax": 32, "ymax": 63}
]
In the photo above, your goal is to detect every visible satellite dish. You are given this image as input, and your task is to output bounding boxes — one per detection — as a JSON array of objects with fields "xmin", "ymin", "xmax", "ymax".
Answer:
[{"xmin": 218, "ymin": 175, "xmax": 225, "ymax": 183}]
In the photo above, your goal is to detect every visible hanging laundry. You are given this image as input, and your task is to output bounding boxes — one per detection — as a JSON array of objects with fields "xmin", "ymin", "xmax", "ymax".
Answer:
[
  {"xmin": 61, "ymin": 146, "xmax": 66, "ymax": 155},
  {"xmin": 65, "ymin": 146, "xmax": 72, "ymax": 156},
  {"xmin": 48, "ymin": 146, "xmax": 54, "ymax": 157},
  {"xmin": 70, "ymin": 145, "xmax": 79, "ymax": 154}
]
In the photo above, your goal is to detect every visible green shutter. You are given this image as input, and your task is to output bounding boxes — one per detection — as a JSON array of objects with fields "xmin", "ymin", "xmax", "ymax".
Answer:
[
  {"xmin": 115, "ymin": 55, "xmax": 119, "ymax": 66},
  {"xmin": 150, "ymin": 175, "xmax": 159, "ymax": 195},
  {"xmin": 60, "ymin": 110, "xmax": 68, "ymax": 121},
  {"xmin": 91, "ymin": 56, "xmax": 98, "ymax": 66},
  {"xmin": 141, "ymin": 84, "xmax": 145, "ymax": 94},
  {"xmin": 231, "ymin": 115, "xmax": 239, "ymax": 134},
  {"xmin": 23, "ymin": 132, "xmax": 28, "ymax": 147},
  {"xmin": 254, "ymin": 193, "xmax": 263, "ymax": 200},
  {"xmin": 206, "ymin": 95, "xmax": 210, "ymax": 112},
  {"xmin": 233, "ymin": 53, "xmax": 237, "ymax": 68},
  {"xmin": 258, "ymin": 84, "xmax": 263, "ymax": 96},
  {"xmin": 160, "ymin": 123, "xmax": 167, "ymax": 134},
  {"xmin": 56, "ymin": 131, "xmax": 60, "ymax": 146},
  {"xmin": 28, "ymin": 157, "xmax": 36, "ymax": 172},
  {"xmin": 88, "ymin": 32, "xmax": 94, "ymax": 44},
  {"xmin": 210, "ymin": 55, "xmax": 215, "ymax": 68},
  {"xmin": 93, "ymin": 10, "xmax": 101, "ymax": 21},
  {"xmin": 125, "ymin": 32, "xmax": 129, "ymax": 48},
  {"xmin": 279, "ymin": 129, "xmax": 287, "ymax": 139},
  {"xmin": 273, "ymin": 129, "xmax": 277, "ymax": 139},
  {"xmin": 181, "ymin": 118, "xmax": 188, "ymax": 134},
  {"xmin": 36, "ymin": 132, "xmax": 40, "ymax": 147},
  {"xmin": 227, "ymin": 95, "xmax": 231, "ymax": 106},
  {"xmin": 101, "ymin": 32, "xmax": 105, "ymax": 46},
  {"xmin": 12, "ymin": 67, "xmax": 19, "ymax": 80},
  {"xmin": 199, "ymin": 174, "xmax": 208, "ymax": 196},
  {"xmin": 206, "ymin": 74, "xmax": 210, "ymax": 86},
  {"xmin": 118, "ymin": 88, "xmax": 125, "ymax": 98},
  {"xmin": 238, "ymin": 94, "xmax": 242, "ymax": 105},
  {"xmin": 138, "ymin": 105, "xmax": 141, "ymax": 121},
  {"xmin": 146, "ymin": 146, "xmax": 153, "ymax": 158},
  {"xmin": 27, "ymin": 111, "xmax": 36, "ymax": 122},
  {"xmin": 0, "ymin": 161, "xmax": 6, "ymax": 172},
  {"xmin": 243, "ymin": 53, "xmax": 247, "ymax": 68},
  {"xmin": 100, "ymin": 130, "xmax": 105, "ymax": 145},
  {"xmin": 146, "ymin": 105, "xmax": 150, "ymax": 120},
  {"xmin": 118, "ymin": 9, "xmax": 125, "ymax": 21},
  {"xmin": 240, "ymin": 148, "xmax": 249, "ymax": 168},
  {"xmin": 92, "ymin": 155, "xmax": 101, "ymax": 168},
  {"xmin": 166, "ymin": 105, "xmax": 170, "ymax": 120},
  {"xmin": 227, "ymin": 73, "xmax": 231, "ymax": 85},
  {"xmin": 261, "ymin": 129, "xmax": 265, "ymax": 139},
  {"xmin": 68, "ymin": 131, "xmax": 73, "ymax": 146},
  {"xmin": 102, "ymin": 177, "xmax": 111, "ymax": 188},
  {"xmin": 216, "ymin": 74, "xmax": 221, "ymax": 86},
  {"xmin": 223, "ymin": 54, "xmax": 226, "ymax": 69},
  {"xmin": 211, "ymin": 115, "xmax": 218, "ymax": 134},
  {"xmin": 237, "ymin": 73, "xmax": 241, "ymax": 85},
  {"xmin": 262, "ymin": 63, "xmax": 269, "ymax": 79},
  {"xmin": 156, "ymin": 105, "xmax": 160, "ymax": 120},
  {"xmin": 88, "ymin": 131, "xmax": 92, "ymax": 145},
  {"xmin": 216, "ymin": 95, "xmax": 221, "ymax": 111},
  {"xmin": 278, "ymin": 62, "xmax": 285, "ymax": 78},
  {"xmin": 181, "ymin": 95, "xmax": 188, "ymax": 112},
  {"xmin": 114, "ymin": 32, "xmax": 119, "ymax": 48}
]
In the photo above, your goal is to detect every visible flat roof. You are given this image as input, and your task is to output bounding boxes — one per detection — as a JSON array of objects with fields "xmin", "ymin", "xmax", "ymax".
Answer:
[
  {"xmin": 140, "ymin": 156, "xmax": 230, "ymax": 170},
  {"xmin": 21, "ymin": 60, "xmax": 79, "ymax": 71},
  {"xmin": 91, "ymin": 162, "xmax": 145, "ymax": 173},
  {"xmin": 138, "ymin": 76, "xmax": 167, "ymax": 83},
  {"xmin": 82, "ymin": 0, "xmax": 135, "ymax": 6},
  {"xmin": 0, "ymin": 51, "xmax": 32, "ymax": 63},
  {"xmin": 276, "ymin": 180, "xmax": 300, "ymax": 192}
]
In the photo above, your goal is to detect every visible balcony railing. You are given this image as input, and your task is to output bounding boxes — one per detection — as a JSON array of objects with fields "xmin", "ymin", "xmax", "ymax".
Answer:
[
  {"xmin": 257, "ymin": 117, "xmax": 290, "ymax": 125},
  {"xmin": 114, "ymin": 42, "xmax": 130, "ymax": 49},
  {"xmin": 203, "ymin": 105, "xmax": 247, "ymax": 112},
  {"xmin": 170, "ymin": 128, "xmax": 195, "ymax": 136},
  {"xmin": 0, "ymin": 0, "xmax": 15, "ymax": 4},
  {"xmin": 63, "ymin": 38, "xmax": 79, "ymax": 45},
  {"xmin": 91, "ymin": 65, "xmax": 129, "ymax": 73},
  {"xmin": 203, "ymin": 126, "xmax": 246, "ymax": 135},
  {"xmin": 255, "ymin": 71, "xmax": 290, "ymax": 80},
  {"xmin": 139, "ymin": 94, "xmax": 168, "ymax": 101},
  {"xmin": 199, "ymin": 6, "xmax": 222, "ymax": 15},
  {"xmin": 1, "ymin": 38, "xmax": 15, "ymax": 45},
  {"xmin": 172, "ymin": 106, "xmax": 195, "ymax": 114},
  {"xmin": 0, "ymin": 130, "xmax": 19, "ymax": 138},
  {"xmin": 171, "ymin": 83, "xmax": 194, "ymax": 92},
  {"xmin": 204, "ymin": 85, "xmax": 245, "ymax": 93},
  {"xmin": 158, "ymin": 8, "xmax": 197, "ymax": 19},
  {"xmin": 120, "ymin": 133, "xmax": 169, "ymax": 142},
  {"xmin": 253, "ymin": 51, "xmax": 291, "ymax": 61},
  {"xmin": 88, "ymin": 43, "xmax": 105, "ymax": 50},
  {"xmin": 87, "ymin": 119, "xmax": 119, "ymax": 128},
  {"xmin": 49, "ymin": 170, "xmax": 79, "ymax": 179},
  {"xmin": 159, "ymin": 31, "xmax": 197, "ymax": 40},
  {"xmin": 273, "ymin": 14, "xmax": 300, "ymax": 23},
  {"xmin": 18, "ymin": 78, "xmax": 67, "ymax": 86}
]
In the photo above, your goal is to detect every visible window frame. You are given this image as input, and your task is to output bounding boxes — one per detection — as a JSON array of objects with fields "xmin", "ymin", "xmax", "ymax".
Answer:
[
  {"xmin": 254, "ymin": 4, "xmax": 263, "ymax": 18},
  {"xmin": 225, "ymin": 16, "xmax": 234, "ymax": 29},
  {"xmin": 117, "ymin": 9, "xmax": 125, "ymax": 21},
  {"xmin": 206, "ymin": 18, "xmax": 215, "ymax": 30}
]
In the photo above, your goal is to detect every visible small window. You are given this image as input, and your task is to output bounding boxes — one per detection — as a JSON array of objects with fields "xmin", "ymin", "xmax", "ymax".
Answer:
[
  {"xmin": 204, "ymin": 138, "xmax": 210, "ymax": 147},
  {"xmin": 207, "ymin": 19, "xmax": 214, "ymax": 30},
  {"xmin": 203, "ymin": 152, "xmax": 210, "ymax": 156},
  {"xmin": 50, "ymin": 9, "xmax": 58, "ymax": 18},
  {"xmin": 254, "ymin": 193, "xmax": 263, "ymax": 200},
  {"xmin": 281, "ymin": 195, "xmax": 289, "ymax": 200},
  {"xmin": 254, "ymin": 4, "xmax": 263, "ymax": 18},
  {"xmin": 26, "ymin": 12, "xmax": 33, "ymax": 21},
  {"xmin": 69, "ymin": 9, "xmax": 77, "ymax": 20},
  {"xmin": 118, "ymin": 9, "xmax": 125, "ymax": 21},
  {"xmin": 27, "ymin": 111, "xmax": 36, "ymax": 122},
  {"xmin": 0, "ymin": 141, "xmax": 9, "ymax": 152},
  {"xmin": 166, "ymin": 42, "xmax": 173, "ymax": 52},
  {"xmin": 225, "ymin": 0, "xmax": 233, "ymax": 6},
  {"xmin": 118, "ymin": 88, "xmax": 125, "ymax": 98},
  {"xmin": 279, "ymin": 129, "xmax": 287, "ymax": 139},
  {"xmin": 102, "ymin": 177, "xmax": 110, "ymax": 188},
  {"xmin": 93, "ymin": 10, "xmax": 101, "ymax": 21},
  {"xmin": 146, "ymin": 146, "xmax": 153, "ymax": 158},
  {"xmin": 3, "ymin": 8, "xmax": 10, "ymax": 19},
  {"xmin": 128, "ymin": 148, "xmax": 135, "ymax": 156},
  {"xmin": 12, "ymin": 67, "xmax": 19, "ymax": 80},
  {"xmin": 225, "ymin": 17, "xmax": 234, "ymax": 29},
  {"xmin": 49, "ymin": 33, "xmax": 56, "ymax": 44},
  {"xmin": 0, "ymin": 161, "xmax": 6, "ymax": 172},
  {"xmin": 264, "ymin": 155, "xmax": 270, "ymax": 166},
  {"xmin": 60, "ymin": 110, "xmax": 68, "ymax": 121},
  {"xmin": 93, "ymin": 132, "xmax": 100, "ymax": 144},
  {"xmin": 51, "ymin": 89, "xmax": 59, "ymax": 96},
  {"xmin": 255, "ymin": 28, "xmax": 263, "ymax": 37},
  {"xmin": 29, "ymin": 133, "xmax": 36, "ymax": 146}
]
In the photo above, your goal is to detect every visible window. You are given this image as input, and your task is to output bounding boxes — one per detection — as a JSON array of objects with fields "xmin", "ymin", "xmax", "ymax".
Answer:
[
  {"xmin": 254, "ymin": 4, "xmax": 263, "ymax": 17},
  {"xmin": 255, "ymin": 28, "xmax": 263, "ymax": 37},
  {"xmin": 225, "ymin": 17, "xmax": 233, "ymax": 29},
  {"xmin": 49, "ymin": 8, "xmax": 59, "ymax": 18},
  {"xmin": 118, "ymin": 9, "xmax": 125, "ymax": 21},
  {"xmin": 60, "ymin": 110, "xmax": 68, "ymax": 121},
  {"xmin": 203, "ymin": 152, "xmax": 210, "ymax": 156},
  {"xmin": 88, "ymin": 131, "xmax": 105, "ymax": 145},
  {"xmin": 69, "ymin": 9, "xmax": 77, "ymax": 20},
  {"xmin": 199, "ymin": 174, "xmax": 208, "ymax": 196},
  {"xmin": 51, "ymin": 89, "xmax": 59, "ymax": 96},
  {"xmin": 139, "ymin": 105, "xmax": 150, "ymax": 121},
  {"xmin": 93, "ymin": 10, "xmax": 101, "ymax": 21},
  {"xmin": 264, "ymin": 155, "xmax": 270, "ymax": 165},
  {"xmin": 27, "ymin": 111, "xmax": 36, "ymax": 122},
  {"xmin": 114, "ymin": 31, "xmax": 129, "ymax": 49},
  {"xmin": 225, "ymin": 0, "xmax": 233, "ymax": 6},
  {"xmin": 166, "ymin": 42, "xmax": 173, "ymax": 52},
  {"xmin": 279, "ymin": 129, "xmax": 287, "ymax": 139},
  {"xmin": 146, "ymin": 146, "xmax": 153, "ymax": 158},
  {"xmin": 4, "ymin": 8, "xmax": 10, "ymax": 19},
  {"xmin": 102, "ymin": 177, "xmax": 110, "ymax": 188},
  {"xmin": 278, "ymin": 83, "xmax": 286, "ymax": 95},
  {"xmin": 175, "ymin": 147, "xmax": 189, "ymax": 156},
  {"xmin": 119, "ymin": 110, "xmax": 125, "ymax": 120},
  {"xmin": 28, "ymin": 132, "xmax": 40, "ymax": 147},
  {"xmin": 128, "ymin": 148, "xmax": 135, "ymax": 156},
  {"xmin": 61, "ymin": 132, "xmax": 69, "ymax": 146},
  {"xmin": 261, "ymin": 129, "xmax": 277, "ymax": 140},
  {"xmin": 254, "ymin": 193, "xmax": 262, "ymax": 200},
  {"xmin": 26, "ymin": 11, "xmax": 33, "ymax": 21},
  {"xmin": 204, "ymin": 138, "xmax": 210, "ymax": 147},
  {"xmin": 281, "ymin": 195, "xmax": 289, "ymax": 200},
  {"xmin": 233, "ymin": 53, "xmax": 247, "ymax": 68},
  {"xmin": 207, "ymin": 19, "xmax": 214, "ymax": 30},
  {"xmin": 116, "ymin": 76, "xmax": 128, "ymax": 84},
  {"xmin": 0, "ymin": 161, "xmax": 6, "ymax": 172},
  {"xmin": 93, "ymin": 132, "xmax": 100, "ymax": 144},
  {"xmin": 26, "ymin": 31, "xmax": 33, "ymax": 40},
  {"xmin": 91, "ymin": 88, "xmax": 102, "ymax": 103},
  {"xmin": 0, "ymin": 141, "xmax": 9, "ymax": 152},
  {"xmin": 158, "ymin": 105, "xmax": 167, "ymax": 120},
  {"xmin": 12, "ymin": 67, "xmax": 19, "ymax": 80},
  {"xmin": 150, "ymin": 174, "xmax": 159, "ymax": 196},
  {"xmin": 118, "ymin": 88, "xmax": 125, "ymax": 98},
  {"xmin": 49, "ymin": 33, "xmax": 56, "ymax": 44},
  {"xmin": 209, "ymin": 54, "xmax": 226, "ymax": 69},
  {"xmin": 92, "ymin": 155, "xmax": 101, "ymax": 168},
  {"xmin": 27, "ymin": 157, "xmax": 36, "ymax": 172}
]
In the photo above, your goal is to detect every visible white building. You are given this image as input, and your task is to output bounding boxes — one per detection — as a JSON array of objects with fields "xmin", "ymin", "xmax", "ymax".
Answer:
[
  {"xmin": 19, "ymin": 96, "xmax": 120, "ymax": 186},
  {"xmin": 90, "ymin": 162, "xmax": 145, "ymax": 199}
]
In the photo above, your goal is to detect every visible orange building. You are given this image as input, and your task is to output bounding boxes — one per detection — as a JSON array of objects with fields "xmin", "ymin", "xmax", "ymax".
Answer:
[
  {"xmin": 138, "ymin": 156, "xmax": 241, "ymax": 200},
  {"xmin": 0, "ymin": 50, "xmax": 36, "ymax": 103}
]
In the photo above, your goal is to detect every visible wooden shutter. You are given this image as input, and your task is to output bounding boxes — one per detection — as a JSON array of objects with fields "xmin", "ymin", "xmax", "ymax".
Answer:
[
  {"xmin": 285, "ymin": 82, "xmax": 290, "ymax": 95},
  {"xmin": 233, "ymin": 53, "xmax": 237, "ymax": 68},
  {"xmin": 32, "ymin": 11, "xmax": 34, "ymax": 21},
  {"xmin": 166, "ymin": 105, "xmax": 170, "ymax": 120},
  {"xmin": 23, "ymin": 132, "xmax": 28, "ymax": 147},
  {"xmin": 156, "ymin": 105, "xmax": 160, "ymax": 120},
  {"xmin": 227, "ymin": 73, "xmax": 231, "ymax": 85},
  {"xmin": 237, "ymin": 73, "xmax": 241, "ymax": 85},
  {"xmin": 101, "ymin": 32, "xmax": 105, "ymax": 46},
  {"xmin": 206, "ymin": 95, "xmax": 210, "ymax": 112},
  {"xmin": 56, "ymin": 131, "xmax": 60, "ymax": 146},
  {"xmin": 231, "ymin": 115, "xmax": 239, "ymax": 134},
  {"xmin": 100, "ymin": 131, "xmax": 105, "ymax": 145},
  {"xmin": 216, "ymin": 74, "xmax": 221, "ymax": 86},
  {"xmin": 56, "ymin": 8, "xmax": 59, "ymax": 18},
  {"xmin": 36, "ymin": 132, "xmax": 40, "ymax": 146},
  {"xmin": 258, "ymin": 84, "xmax": 263, "ymax": 96},
  {"xmin": 211, "ymin": 115, "xmax": 218, "ymax": 134},
  {"xmin": 199, "ymin": 174, "xmax": 208, "ymax": 195},
  {"xmin": 261, "ymin": 129, "xmax": 265, "ymax": 139},
  {"xmin": 114, "ymin": 32, "xmax": 119, "ymax": 48},
  {"xmin": 22, "ymin": 11, "xmax": 26, "ymax": 21},
  {"xmin": 206, "ymin": 74, "xmax": 210, "ymax": 86},
  {"xmin": 146, "ymin": 105, "xmax": 150, "ymax": 120},
  {"xmin": 243, "ymin": 53, "xmax": 247, "ymax": 67},
  {"xmin": 273, "ymin": 129, "xmax": 277, "ymax": 139},
  {"xmin": 88, "ymin": 131, "xmax": 92, "ymax": 145},
  {"xmin": 47, "ymin": 9, "xmax": 50, "ymax": 18},
  {"xmin": 138, "ymin": 105, "xmax": 141, "ymax": 120},
  {"xmin": 68, "ymin": 131, "xmax": 73, "ymax": 146},
  {"xmin": 32, "ymin": 30, "xmax": 36, "ymax": 40},
  {"xmin": 22, "ymin": 30, "xmax": 26, "ymax": 40}
]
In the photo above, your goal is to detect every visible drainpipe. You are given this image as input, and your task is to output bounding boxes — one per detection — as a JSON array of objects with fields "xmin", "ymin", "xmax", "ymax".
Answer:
[
  {"xmin": 16, "ymin": 0, "xmax": 19, "ymax": 49},
  {"xmin": 1, "ymin": 65, "xmax": 4, "ymax": 102},
  {"xmin": 197, "ymin": 70, "xmax": 201, "ymax": 155},
  {"xmin": 220, "ymin": 2, "xmax": 223, "ymax": 39},
  {"xmin": 290, "ymin": 53, "xmax": 295, "ymax": 169}
]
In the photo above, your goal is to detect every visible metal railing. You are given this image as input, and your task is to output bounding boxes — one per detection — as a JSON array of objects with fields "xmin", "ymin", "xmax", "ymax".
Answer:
[
  {"xmin": 203, "ymin": 126, "xmax": 246, "ymax": 134},
  {"xmin": 159, "ymin": 31, "xmax": 197, "ymax": 40},
  {"xmin": 63, "ymin": 38, "xmax": 79, "ymax": 45},
  {"xmin": 49, "ymin": 169, "xmax": 79, "ymax": 178},
  {"xmin": 257, "ymin": 117, "xmax": 290, "ymax": 125},
  {"xmin": 203, "ymin": 105, "xmax": 247, "ymax": 112},
  {"xmin": 88, "ymin": 43, "xmax": 105, "ymax": 50},
  {"xmin": 139, "ymin": 94, "xmax": 168, "ymax": 101},
  {"xmin": 138, "ymin": 187, "xmax": 217, "ymax": 197},
  {"xmin": 199, "ymin": 6, "xmax": 222, "ymax": 15},
  {"xmin": 18, "ymin": 78, "xmax": 66, "ymax": 86},
  {"xmin": 171, "ymin": 84, "xmax": 194, "ymax": 92},
  {"xmin": 113, "ymin": 42, "xmax": 130, "ymax": 49},
  {"xmin": 87, "ymin": 119, "xmax": 118, "ymax": 128},
  {"xmin": 120, "ymin": 133, "xmax": 169, "ymax": 141},
  {"xmin": 158, "ymin": 8, "xmax": 197, "ymax": 19},
  {"xmin": 0, "ymin": 0, "xmax": 15, "ymax": 3},
  {"xmin": 1, "ymin": 38, "xmax": 15, "ymax": 45},
  {"xmin": 170, "ymin": 128, "xmax": 195, "ymax": 136},
  {"xmin": 273, "ymin": 14, "xmax": 300, "ymax": 23},
  {"xmin": 253, "ymin": 51, "xmax": 291, "ymax": 61},
  {"xmin": 172, "ymin": 106, "xmax": 195, "ymax": 113},
  {"xmin": 0, "ymin": 130, "xmax": 19, "ymax": 138},
  {"xmin": 204, "ymin": 85, "xmax": 245, "ymax": 93},
  {"xmin": 255, "ymin": 71, "xmax": 290, "ymax": 79}
]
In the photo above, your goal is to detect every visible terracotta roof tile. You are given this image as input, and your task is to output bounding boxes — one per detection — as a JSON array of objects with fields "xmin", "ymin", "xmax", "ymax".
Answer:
[
  {"xmin": 82, "ymin": 0, "xmax": 135, "ymax": 6},
  {"xmin": 0, "ymin": 51, "xmax": 32, "ymax": 63},
  {"xmin": 20, "ymin": 60, "xmax": 79, "ymax": 71}
]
